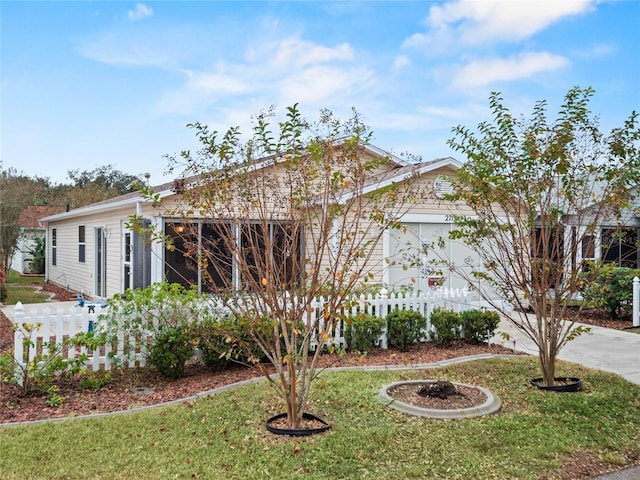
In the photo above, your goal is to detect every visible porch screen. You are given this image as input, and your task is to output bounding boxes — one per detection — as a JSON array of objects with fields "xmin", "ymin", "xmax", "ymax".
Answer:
[{"xmin": 165, "ymin": 223, "xmax": 198, "ymax": 288}]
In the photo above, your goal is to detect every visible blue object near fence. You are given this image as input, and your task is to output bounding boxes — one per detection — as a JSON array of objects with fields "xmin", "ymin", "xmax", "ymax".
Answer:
[{"xmin": 76, "ymin": 295, "xmax": 108, "ymax": 332}]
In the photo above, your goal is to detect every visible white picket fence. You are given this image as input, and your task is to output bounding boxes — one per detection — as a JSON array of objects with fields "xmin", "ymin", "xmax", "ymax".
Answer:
[
  {"xmin": 12, "ymin": 302, "xmax": 151, "ymax": 375},
  {"xmin": 633, "ymin": 276, "xmax": 640, "ymax": 328},
  {"xmin": 13, "ymin": 287, "xmax": 484, "ymax": 376}
]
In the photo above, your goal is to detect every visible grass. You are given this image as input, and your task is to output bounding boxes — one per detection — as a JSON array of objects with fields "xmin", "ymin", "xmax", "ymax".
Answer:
[
  {"xmin": 1, "ymin": 357, "xmax": 639, "ymax": 480},
  {"xmin": 7, "ymin": 270, "xmax": 44, "ymax": 285},
  {"xmin": 3, "ymin": 270, "xmax": 48, "ymax": 305}
]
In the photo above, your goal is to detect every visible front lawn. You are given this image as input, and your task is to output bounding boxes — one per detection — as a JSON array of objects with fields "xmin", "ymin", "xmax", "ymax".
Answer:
[
  {"xmin": 2, "ymin": 270, "xmax": 49, "ymax": 305},
  {"xmin": 7, "ymin": 270, "xmax": 44, "ymax": 285},
  {"xmin": 1, "ymin": 357, "xmax": 638, "ymax": 479}
]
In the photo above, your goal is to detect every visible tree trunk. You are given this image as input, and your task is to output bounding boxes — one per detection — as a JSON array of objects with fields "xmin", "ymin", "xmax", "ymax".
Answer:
[{"xmin": 538, "ymin": 349, "xmax": 556, "ymax": 386}]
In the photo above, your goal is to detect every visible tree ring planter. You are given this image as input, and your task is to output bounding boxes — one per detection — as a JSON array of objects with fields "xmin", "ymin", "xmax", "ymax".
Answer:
[
  {"xmin": 379, "ymin": 380, "xmax": 501, "ymax": 419},
  {"xmin": 265, "ymin": 412, "xmax": 331, "ymax": 437},
  {"xmin": 530, "ymin": 377, "xmax": 582, "ymax": 392}
]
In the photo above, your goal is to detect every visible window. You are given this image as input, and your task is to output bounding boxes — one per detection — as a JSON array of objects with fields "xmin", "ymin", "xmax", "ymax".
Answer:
[
  {"xmin": 201, "ymin": 222, "xmax": 233, "ymax": 291},
  {"xmin": 239, "ymin": 222, "xmax": 302, "ymax": 291},
  {"xmin": 164, "ymin": 223, "xmax": 198, "ymax": 287},
  {"xmin": 602, "ymin": 228, "xmax": 638, "ymax": 268},
  {"xmin": 51, "ymin": 229, "xmax": 57, "ymax": 266},
  {"xmin": 78, "ymin": 226, "xmax": 86, "ymax": 263},
  {"xmin": 582, "ymin": 234, "xmax": 595, "ymax": 260},
  {"xmin": 164, "ymin": 220, "xmax": 302, "ymax": 292}
]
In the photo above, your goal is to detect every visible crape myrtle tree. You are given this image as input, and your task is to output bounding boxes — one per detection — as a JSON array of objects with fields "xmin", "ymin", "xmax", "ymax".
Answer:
[
  {"xmin": 132, "ymin": 105, "xmax": 420, "ymax": 428},
  {"xmin": 442, "ymin": 87, "xmax": 640, "ymax": 386}
]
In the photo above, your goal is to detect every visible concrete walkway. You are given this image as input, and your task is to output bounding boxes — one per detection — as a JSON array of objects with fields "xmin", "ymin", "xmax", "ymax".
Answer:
[{"xmin": 491, "ymin": 316, "xmax": 640, "ymax": 385}]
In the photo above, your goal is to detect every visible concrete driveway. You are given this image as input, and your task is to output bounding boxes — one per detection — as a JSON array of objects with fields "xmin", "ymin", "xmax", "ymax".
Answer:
[{"xmin": 492, "ymin": 316, "xmax": 640, "ymax": 385}]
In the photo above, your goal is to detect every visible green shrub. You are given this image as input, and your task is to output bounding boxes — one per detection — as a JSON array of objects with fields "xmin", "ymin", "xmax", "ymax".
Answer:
[
  {"xmin": 27, "ymin": 236, "xmax": 46, "ymax": 274},
  {"xmin": 430, "ymin": 308, "xmax": 462, "ymax": 346},
  {"xmin": 0, "ymin": 351, "xmax": 14, "ymax": 383},
  {"xmin": 98, "ymin": 282, "xmax": 216, "ymax": 367},
  {"xmin": 78, "ymin": 371, "xmax": 112, "ymax": 391},
  {"xmin": 197, "ymin": 317, "xmax": 246, "ymax": 371},
  {"xmin": 149, "ymin": 325, "xmax": 195, "ymax": 379},
  {"xmin": 579, "ymin": 264, "xmax": 640, "ymax": 319},
  {"xmin": 344, "ymin": 313, "xmax": 386, "ymax": 352},
  {"xmin": 461, "ymin": 309, "xmax": 500, "ymax": 344},
  {"xmin": 9, "ymin": 324, "xmax": 102, "ymax": 395},
  {"xmin": 386, "ymin": 309, "xmax": 427, "ymax": 352}
]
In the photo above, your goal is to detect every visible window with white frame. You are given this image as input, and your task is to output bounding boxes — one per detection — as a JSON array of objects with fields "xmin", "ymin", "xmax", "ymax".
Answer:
[
  {"xmin": 52, "ymin": 228, "xmax": 57, "ymax": 266},
  {"xmin": 78, "ymin": 225, "xmax": 86, "ymax": 263}
]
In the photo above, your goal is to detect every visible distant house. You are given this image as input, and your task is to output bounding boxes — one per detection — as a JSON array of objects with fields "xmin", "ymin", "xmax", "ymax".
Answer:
[
  {"xmin": 11, "ymin": 205, "xmax": 65, "ymax": 274},
  {"xmin": 40, "ymin": 145, "xmax": 476, "ymax": 300}
]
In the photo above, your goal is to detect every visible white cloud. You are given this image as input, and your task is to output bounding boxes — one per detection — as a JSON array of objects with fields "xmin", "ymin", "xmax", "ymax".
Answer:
[
  {"xmin": 573, "ymin": 42, "xmax": 616, "ymax": 59},
  {"xmin": 450, "ymin": 52, "xmax": 570, "ymax": 89},
  {"xmin": 186, "ymin": 70, "xmax": 253, "ymax": 95},
  {"xmin": 250, "ymin": 37, "xmax": 354, "ymax": 71},
  {"xmin": 392, "ymin": 55, "xmax": 411, "ymax": 70},
  {"xmin": 277, "ymin": 65, "xmax": 374, "ymax": 106},
  {"xmin": 128, "ymin": 3, "xmax": 153, "ymax": 21},
  {"xmin": 79, "ymin": 35, "xmax": 169, "ymax": 67},
  {"xmin": 405, "ymin": 0, "xmax": 594, "ymax": 51},
  {"xmin": 155, "ymin": 34, "xmax": 368, "ymax": 115}
]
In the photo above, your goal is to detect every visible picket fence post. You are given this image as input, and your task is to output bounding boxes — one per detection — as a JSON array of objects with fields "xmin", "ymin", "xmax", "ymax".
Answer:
[
  {"xmin": 13, "ymin": 302, "xmax": 26, "ymax": 385},
  {"xmin": 378, "ymin": 288, "xmax": 389, "ymax": 349}
]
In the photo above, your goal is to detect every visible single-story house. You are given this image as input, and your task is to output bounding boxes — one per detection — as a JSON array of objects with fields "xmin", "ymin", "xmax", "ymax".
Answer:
[
  {"xmin": 40, "ymin": 145, "xmax": 482, "ymax": 300},
  {"xmin": 11, "ymin": 205, "xmax": 64, "ymax": 274},
  {"xmin": 39, "ymin": 145, "xmax": 640, "ymax": 301}
]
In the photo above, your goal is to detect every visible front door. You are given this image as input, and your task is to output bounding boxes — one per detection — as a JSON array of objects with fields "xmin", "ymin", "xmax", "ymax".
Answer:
[
  {"xmin": 123, "ymin": 229, "xmax": 133, "ymax": 291},
  {"xmin": 95, "ymin": 227, "xmax": 107, "ymax": 297}
]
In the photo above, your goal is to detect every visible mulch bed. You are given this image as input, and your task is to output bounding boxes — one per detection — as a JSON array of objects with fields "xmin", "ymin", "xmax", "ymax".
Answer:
[{"xmin": 386, "ymin": 381, "xmax": 486, "ymax": 410}]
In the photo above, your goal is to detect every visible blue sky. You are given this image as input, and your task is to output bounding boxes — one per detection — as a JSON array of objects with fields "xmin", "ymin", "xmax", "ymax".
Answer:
[{"xmin": 2, "ymin": 1, "xmax": 639, "ymax": 185}]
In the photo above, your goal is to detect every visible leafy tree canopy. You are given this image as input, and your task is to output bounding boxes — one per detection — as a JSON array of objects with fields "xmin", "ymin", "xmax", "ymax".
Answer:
[{"xmin": 444, "ymin": 86, "xmax": 639, "ymax": 386}]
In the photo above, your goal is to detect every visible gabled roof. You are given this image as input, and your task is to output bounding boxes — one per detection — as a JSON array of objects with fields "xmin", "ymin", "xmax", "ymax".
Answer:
[
  {"xmin": 19, "ymin": 205, "xmax": 65, "ymax": 228},
  {"xmin": 40, "ymin": 145, "xmax": 460, "ymax": 223},
  {"xmin": 39, "ymin": 177, "xmax": 182, "ymax": 223},
  {"xmin": 364, "ymin": 156, "xmax": 460, "ymax": 192}
]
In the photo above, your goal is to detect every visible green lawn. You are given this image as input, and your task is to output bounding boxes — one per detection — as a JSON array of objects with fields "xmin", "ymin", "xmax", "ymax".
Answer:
[
  {"xmin": 1, "ymin": 357, "xmax": 638, "ymax": 480},
  {"xmin": 3, "ymin": 270, "xmax": 48, "ymax": 305},
  {"xmin": 7, "ymin": 270, "xmax": 45, "ymax": 285}
]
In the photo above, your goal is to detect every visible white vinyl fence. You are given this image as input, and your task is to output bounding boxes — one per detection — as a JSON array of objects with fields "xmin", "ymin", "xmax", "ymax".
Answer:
[
  {"xmin": 12, "ymin": 302, "xmax": 151, "ymax": 376},
  {"xmin": 13, "ymin": 287, "xmax": 488, "ymax": 376}
]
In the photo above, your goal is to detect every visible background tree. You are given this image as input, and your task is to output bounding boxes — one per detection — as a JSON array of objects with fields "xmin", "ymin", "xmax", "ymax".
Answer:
[
  {"xmin": 66, "ymin": 164, "xmax": 140, "ymax": 193},
  {"xmin": 443, "ymin": 87, "xmax": 639, "ymax": 386},
  {"xmin": 51, "ymin": 165, "xmax": 140, "ymax": 209},
  {"xmin": 134, "ymin": 105, "xmax": 420, "ymax": 428},
  {"xmin": 0, "ymin": 163, "xmax": 139, "ymax": 273},
  {"xmin": 0, "ymin": 166, "xmax": 50, "ymax": 271}
]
